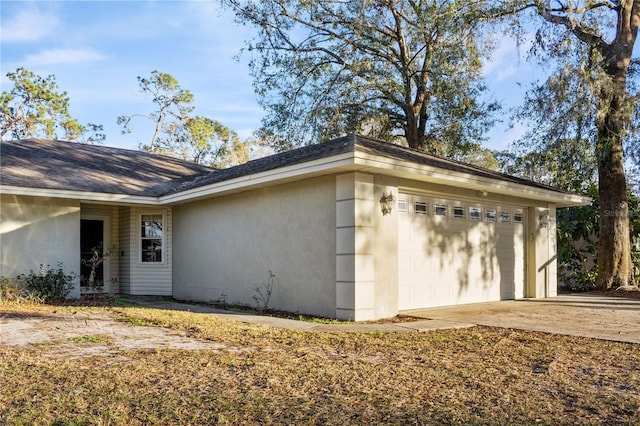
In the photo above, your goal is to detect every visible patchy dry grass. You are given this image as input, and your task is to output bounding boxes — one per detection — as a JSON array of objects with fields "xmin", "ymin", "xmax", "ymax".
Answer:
[
  {"xmin": 1, "ymin": 304, "xmax": 639, "ymax": 425},
  {"xmin": 67, "ymin": 334, "xmax": 114, "ymax": 345}
]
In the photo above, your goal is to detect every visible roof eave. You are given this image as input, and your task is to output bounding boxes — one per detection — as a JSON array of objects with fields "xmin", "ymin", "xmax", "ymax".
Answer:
[
  {"xmin": 160, "ymin": 153, "xmax": 357, "ymax": 204},
  {"xmin": 0, "ymin": 185, "xmax": 161, "ymax": 205},
  {"xmin": 350, "ymin": 151, "xmax": 592, "ymax": 208}
]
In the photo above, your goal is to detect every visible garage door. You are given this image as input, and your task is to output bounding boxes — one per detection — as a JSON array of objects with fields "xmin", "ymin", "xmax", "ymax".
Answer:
[{"xmin": 398, "ymin": 194, "xmax": 525, "ymax": 311}]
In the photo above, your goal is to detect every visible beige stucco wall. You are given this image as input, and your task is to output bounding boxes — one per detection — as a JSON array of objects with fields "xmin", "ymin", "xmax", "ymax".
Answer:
[
  {"xmin": 0, "ymin": 194, "xmax": 81, "ymax": 298},
  {"xmin": 335, "ymin": 173, "xmax": 378, "ymax": 320},
  {"xmin": 372, "ymin": 175, "xmax": 400, "ymax": 319},
  {"xmin": 172, "ymin": 176, "xmax": 337, "ymax": 318}
]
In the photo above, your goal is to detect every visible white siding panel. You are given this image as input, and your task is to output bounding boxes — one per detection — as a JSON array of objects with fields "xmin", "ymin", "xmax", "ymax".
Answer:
[
  {"xmin": 126, "ymin": 207, "xmax": 172, "ymax": 296},
  {"xmin": 119, "ymin": 207, "xmax": 131, "ymax": 293}
]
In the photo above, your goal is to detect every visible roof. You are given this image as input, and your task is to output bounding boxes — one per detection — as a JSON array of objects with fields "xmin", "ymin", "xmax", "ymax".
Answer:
[
  {"xmin": 0, "ymin": 138, "xmax": 213, "ymax": 197},
  {"xmin": 0, "ymin": 135, "xmax": 585, "ymax": 204},
  {"xmin": 171, "ymin": 134, "xmax": 573, "ymax": 195}
]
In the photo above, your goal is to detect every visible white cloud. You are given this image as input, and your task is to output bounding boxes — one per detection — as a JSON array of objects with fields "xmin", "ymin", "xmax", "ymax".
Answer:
[
  {"xmin": 0, "ymin": 5, "xmax": 59, "ymax": 42},
  {"xmin": 23, "ymin": 48, "xmax": 105, "ymax": 66},
  {"xmin": 483, "ymin": 35, "xmax": 535, "ymax": 81},
  {"xmin": 495, "ymin": 65, "xmax": 518, "ymax": 81}
]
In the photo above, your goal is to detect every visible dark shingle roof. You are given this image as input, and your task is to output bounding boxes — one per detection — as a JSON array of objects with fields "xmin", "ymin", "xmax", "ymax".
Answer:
[
  {"xmin": 350, "ymin": 135, "xmax": 567, "ymax": 192},
  {"xmin": 1, "ymin": 135, "xmax": 570, "ymax": 198},
  {"xmin": 172, "ymin": 134, "xmax": 570, "ymax": 195},
  {"xmin": 169, "ymin": 134, "xmax": 357, "ymax": 193},
  {"xmin": 0, "ymin": 138, "xmax": 214, "ymax": 197}
]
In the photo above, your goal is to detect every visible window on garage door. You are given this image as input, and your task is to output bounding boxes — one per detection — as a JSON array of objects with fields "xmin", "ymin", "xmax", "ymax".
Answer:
[
  {"xmin": 434, "ymin": 204, "xmax": 448, "ymax": 217},
  {"xmin": 414, "ymin": 201, "xmax": 428, "ymax": 215},
  {"xmin": 453, "ymin": 205, "xmax": 465, "ymax": 219},
  {"xmin": 469, "ymin": 206, "xmax": 482, "ymax": 221}
]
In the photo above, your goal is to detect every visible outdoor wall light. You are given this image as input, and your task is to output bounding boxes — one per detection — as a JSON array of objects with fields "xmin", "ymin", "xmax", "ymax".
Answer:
[
  {"xmin": 539, "ymin": 213, "xmax": 551, "ymax": 228},
  {"xmin": 380, "ymin": 192, "xmax": 395, "ymax": 216}
]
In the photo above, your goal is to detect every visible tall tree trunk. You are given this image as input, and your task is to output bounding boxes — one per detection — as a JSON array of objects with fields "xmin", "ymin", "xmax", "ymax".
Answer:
[
  {"xmin": 596, "ymin": 73, "xmax": 632, "ymax": 289},
  {"xmin": 404, "ymin": 108, "xmax": 421, "ymax": 150},
  {"xmin": 530, "ymin": 0, "xmax": 639, "ymax": 289}
]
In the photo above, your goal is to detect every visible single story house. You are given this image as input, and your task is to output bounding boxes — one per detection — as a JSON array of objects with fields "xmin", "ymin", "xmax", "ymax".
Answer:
[{"xmin": 0, "ymin": 135, "xmax": 590, "ymax": 320}]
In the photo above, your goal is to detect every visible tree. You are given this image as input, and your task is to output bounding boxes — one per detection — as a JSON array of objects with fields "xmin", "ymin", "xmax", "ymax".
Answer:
[
  {"xmin": 178, "ymin": 116, "xmax": 250, "ymax": 168},
  {"xmin": 498, "ymin": 0, "xmax": 639, "ymax": 289},
  {"xmin": 495, "ymin": 137, "xmax": 597, "ymax": 193},
  {"xmin": 117, "ymin": 70, "xmax": 194, "ymax": 153},
  {"xmin": 227, "ymin": 0, "xmax": 500, "ymax": 158},
  {"xmin": 119, "ymin": 70, "xmax": 252, "ymax": 168},
  {"xmin": 0, "ymin": 67, "xmax": 104, "ymax": 143}
]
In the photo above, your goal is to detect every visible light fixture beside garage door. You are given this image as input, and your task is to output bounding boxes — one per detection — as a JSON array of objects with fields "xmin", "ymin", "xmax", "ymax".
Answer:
[
  {"xmin": 380, "ymin": 192, "xmax": 395, "ymax": 216},
  {"xmin": 539, "ymin": 211, "xmax": 552, "ymax": 228}
]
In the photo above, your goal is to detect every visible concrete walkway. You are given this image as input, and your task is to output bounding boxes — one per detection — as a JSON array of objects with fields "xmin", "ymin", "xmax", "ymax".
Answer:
[
  {"xmin": 123, "ymin": 294, "xmax": 640, "ymax": 343},
  {"xmin": 122, "ymin": 296, "xmax": 473, "ymax": 333}
]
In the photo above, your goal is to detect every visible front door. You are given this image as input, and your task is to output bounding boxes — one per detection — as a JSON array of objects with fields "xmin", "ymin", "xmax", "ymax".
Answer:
[{"xmin": 80, "ymin": 219, "xmax": 104, "ymax": 290}]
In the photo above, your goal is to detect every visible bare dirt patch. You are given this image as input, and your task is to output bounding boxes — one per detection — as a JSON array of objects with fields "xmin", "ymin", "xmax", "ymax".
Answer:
[{"xmin": 0, "ymin": 305, "xmax": 225, "ymax": 358}]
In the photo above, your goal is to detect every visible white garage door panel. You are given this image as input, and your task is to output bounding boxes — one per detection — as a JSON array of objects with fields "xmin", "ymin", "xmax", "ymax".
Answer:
[{"xmin": 398, "ymin": 195, "xmax": 525, "ymax": 311}]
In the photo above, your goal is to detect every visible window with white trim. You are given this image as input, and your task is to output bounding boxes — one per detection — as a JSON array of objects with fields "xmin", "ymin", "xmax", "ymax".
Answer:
[
  {"xmin": 398, "ymin": 199, "xmax": 408, "ymax": 213},
  {"xmin": 141, "ymin": 214, "xmax": 163, "ymax": 262},
  {"xmin": 514, "ymin": 213, "xmax": 523, "ymax": 224},
  {"xmin": 453, "ymin": 206, "xmax": 465, "ymax": 219},
  {"xmin": 499, "ymin": 211, "xmax": 511, "ymax": 223},
  {"xmin": 485, "ymin": 209, "xmax": 497, "ymax": 222}
]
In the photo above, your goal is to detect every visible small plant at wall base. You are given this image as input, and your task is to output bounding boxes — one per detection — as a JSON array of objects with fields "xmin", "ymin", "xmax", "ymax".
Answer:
[
  {"xmin": 17, "ymin": 263, "xmax": 76, "ymax": 302},
  {"xmin": 253, "ymin": 270, "xmax": 276, "ymax": 314},
  {"xmin": 211, "ymin": 293, "xmax": 228, "ymax": 309},
  {"xmin": 81, "ymin": 244, "xmax": 117, "ymax": 293},
  {"xmin": 0, "ymin": 276, "xmax": 24, "ymax": 303}
]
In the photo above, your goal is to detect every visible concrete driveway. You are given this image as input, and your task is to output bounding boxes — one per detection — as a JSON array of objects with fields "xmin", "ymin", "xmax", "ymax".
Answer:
[{"xmin": 403, "ymin": 294, "xmax": 640, "ymax": 344}]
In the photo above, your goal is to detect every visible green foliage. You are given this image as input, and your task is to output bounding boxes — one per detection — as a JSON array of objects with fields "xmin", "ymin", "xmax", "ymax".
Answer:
[
  {"xmin": 0, "ymin": 276, "xmax": 24, "ymax": 303},
  {"xmin": 68, "ymin": 334, "xmax": 114, "ymax": 344},
  {"xmin": 178, "ymin": 116, "xmax": 250, "ymax": 167},
  {"xmin": 229, "ymin": 0, "xmax": 500, "ymax": 159},
  {"xmin": 495, "ymin": 137, "xmax": 597, "ymax": 193},
  {"xmin": 17, "ymin": 263, "xmax": 76, "ymax": 303},
  {"xmin": 118, "ymin": 70, "xmax": 252, "ymax": 167},
  {"xmin": 556, "ymin": 185, "xmax": 640, "ymax": 290},
  {"xmin": 499, "ymin": 0, "xmax": 639, "ymax": 287},
  {"xmin": 118, "ymin": 70, "xmax": 194, "ymax": 153},
  {"xmin": 0, "ymin": 67, "xmax": 104, "ymax": 143},
  {"xmin": 556, "ymin": 184, "xmax": 599, "ymax": 291}
]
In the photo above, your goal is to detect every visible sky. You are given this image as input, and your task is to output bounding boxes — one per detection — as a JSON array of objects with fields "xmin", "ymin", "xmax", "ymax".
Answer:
[{"xmin": 1, "ymin": 0, "xmax": 541, "ymax": 152}]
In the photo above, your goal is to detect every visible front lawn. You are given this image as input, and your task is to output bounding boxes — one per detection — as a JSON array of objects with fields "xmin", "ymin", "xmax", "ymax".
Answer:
[{"xmin": 1, "ymin": 303, "xmax": 638, "ymax": 425}]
